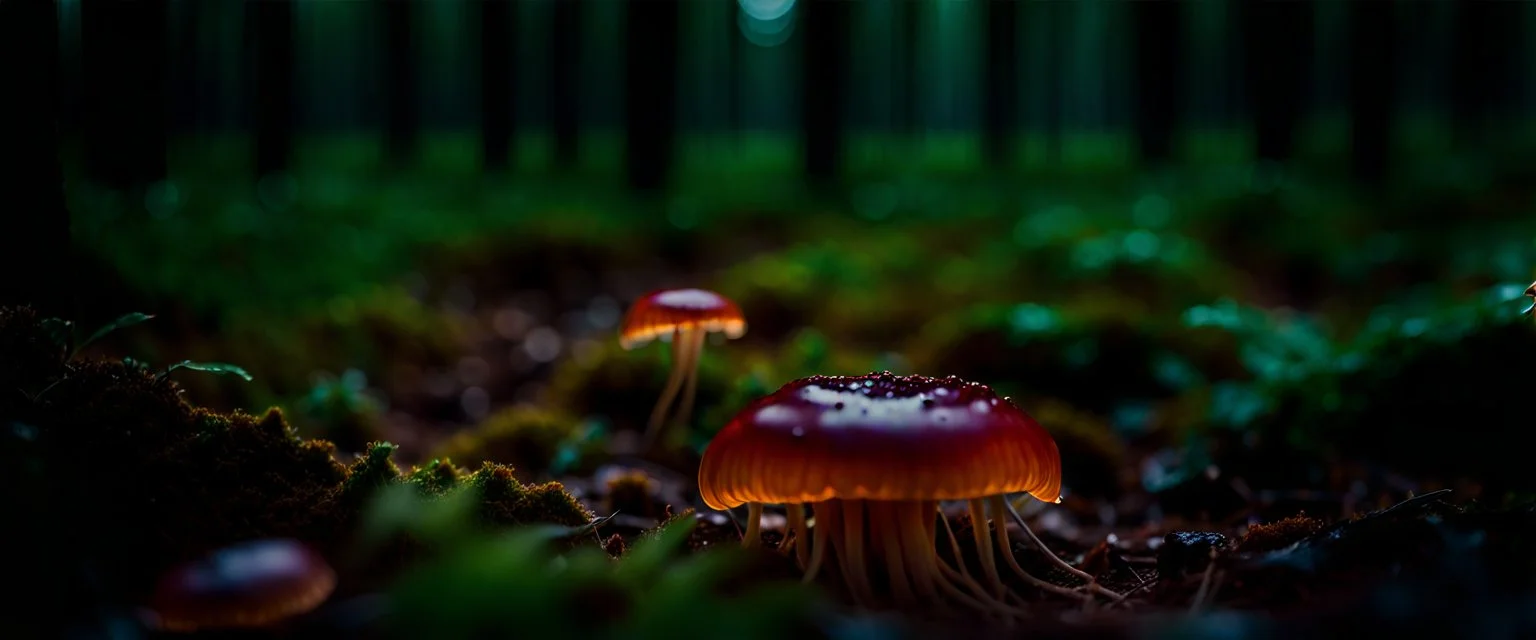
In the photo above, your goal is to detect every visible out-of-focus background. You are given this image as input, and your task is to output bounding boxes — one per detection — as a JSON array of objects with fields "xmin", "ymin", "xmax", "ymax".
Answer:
[
  {"xmin": 14, "ymin": 0, "xmax": 1536, "ymax": 504},
  {"xmin": 6, "ymin": 3, "xmax": 1536, "ymax": 636}
]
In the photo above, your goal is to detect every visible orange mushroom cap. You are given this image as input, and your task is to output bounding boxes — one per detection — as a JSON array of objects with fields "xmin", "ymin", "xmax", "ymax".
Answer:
[
  {"xmin": 149, "ymin": 539, "xmax": 336, "ymax": 632},
  {"xmin": 619, "ymin": 288, "xmax": 746, "ymax": 350},
  {"xmin": 698, "ymin": 372, "xmax": 1062, "ymax": 510}
]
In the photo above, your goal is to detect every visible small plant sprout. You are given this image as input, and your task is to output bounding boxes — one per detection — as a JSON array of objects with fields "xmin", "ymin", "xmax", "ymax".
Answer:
[
  {"xmin": 156, "ymin": 359, "xmax": 254, "ymax": 383},
  {"xmin": 697, "ymin": 372, "xmax": 1122, "ymax": 620},
  {"xmin": 147, "ymin": 538, "xmax": 336, "ymax": 632},
  {"xmin": 619, "ymin": 288, "xmax": 746, "ymax": 451}
]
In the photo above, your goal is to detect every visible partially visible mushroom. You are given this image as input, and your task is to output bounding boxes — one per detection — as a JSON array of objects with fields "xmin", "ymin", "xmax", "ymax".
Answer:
[
  {"xmin": 1523, "ymin": 281, "xmax": 1535, "ymax": 316},
  {"xmin": 148, "ymin": 538, "xmax": 336, "ymax": 632},
  {"xmin": 698, "ymin": 372, "xmax": 1118, "ymax": 619},
  {"xmin": 619, "ymin": 288, "xmax": 746, "ymax": 451}
]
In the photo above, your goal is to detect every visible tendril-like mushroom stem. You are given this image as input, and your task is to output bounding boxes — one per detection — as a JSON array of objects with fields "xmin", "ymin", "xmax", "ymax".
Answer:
[{"xmin": 619, "ymin": 288, "xmax": 745, "ymax": 452}]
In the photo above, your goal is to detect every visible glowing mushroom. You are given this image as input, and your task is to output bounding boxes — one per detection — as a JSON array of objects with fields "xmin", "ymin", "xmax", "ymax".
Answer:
[
  {"xmin": 1523, "ymin": 281, "xmax": 1535, "ymax": 316},
  {"xmin": 148, "ymin": 538, "xmax": 337, "ymax": 632},
  {"xmin": 699, "ymin": 372, "xmax": 1116, "ymax": 617},
  {"xmin": 619, "ymin": 288, "xmax": 746, "ymax": 450}
]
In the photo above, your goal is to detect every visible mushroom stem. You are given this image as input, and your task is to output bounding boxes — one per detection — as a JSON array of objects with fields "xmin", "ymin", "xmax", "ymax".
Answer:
[
  {"xmin": 642, "ymin": 328, "xmax": 691, "ymax": 449},
  {"xmin": 871, "ymin": 502, "xmax": 916, "ymax": 606},
  {"xmin": 893, "ymin": 502, "xmax": 938, "ymax": 602},
  {"xmin": 999, "ymin": 495, "xmax": 1125, "ymax": 601},
  {"xmin": 803, "ymin": 504, "xmax": 829, "ymax": 584},
  {"xmin": 671, "ymin": 326, "xmax": 707, "ymax": 438},
  {"xmin": 986, "ymin": 495, "xmax": 1102, "ymax": 601},
  {"xmin": 840, "ymin": 500, "xmax": 878, "ymax": 606},
  {"xmin": 742, "ymin": 502, "xmax": 763, "ymax": 549},
  {"xmin": 968, "ymin": 498, "xmax": 1006, "ymax": 598},
  {"xmin": 901, "ymin": 501, "xmax": 1025, "ymax": 623},
  {"xmin": 786, "ymin": 504, "xmax": 812, "ymax": 568}
]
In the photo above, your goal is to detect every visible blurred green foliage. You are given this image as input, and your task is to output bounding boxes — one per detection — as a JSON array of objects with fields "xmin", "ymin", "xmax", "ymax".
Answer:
[
  {"xmin": 294, "ymin": 368, "xmax": 386, "ymax": 454},
  {"xmin": 59, "ymin": 137, "xmax": 1536, "ymax": 502},
  {"xmin": 364, "ymin": 483, "xmax": 825, "ymax": 640},
  {"xmin": 431, "ymin": 405, "xmax": 607, "ymax": 480}
]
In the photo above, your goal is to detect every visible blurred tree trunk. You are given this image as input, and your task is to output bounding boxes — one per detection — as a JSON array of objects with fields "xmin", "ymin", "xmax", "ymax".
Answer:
[
  {"xmin": 0, "ymin": 0, "xmax": 72, "ymax": 318},
  {"xmin": 983, "ymin": 0, "xmax": 1019, "ymax": 167},
  {"xmin": 1348, "ymin": 0, "xmax": 1394, "ymax": 187},
  {"xmin": 478, "ymin": 0, "xmax": 516, "ymax": 171},
  {"xmin": 728, "ymin": 1, "xmax": 742, "ymax": 135},
  {"xmin": 896, "ymin": 0, "xmax": 918, "ymax": 137},
  {"xmin": 623, "ymin": 0, "xmax": 680, "ymax": 192},
  {"xmin": 250, "ymin": 0, "xmax": 295, "ymax": 177},
  {"xmin": 81, "ymin": 0, "xmax": 169, "ymax": 190},
  {"xmin": 1244, "ymin": 0, "xmax": 1310, "ymax": 163},
  {"xmin": 801, "ymin": 0, "xmax": 850, "ymax": 186},
  {"xmin": 1131, "ymin": 0, "xmax": 1181, "ymax": 165},
  {"xmin": 1042, "ymin": 0, "xmax": 1063, "ymax": 164},
  {"xmin": 381, "ymin": 0, "xmax": 418, "ymax": 169},
  {"xmin": 550, "ymin": 0, "xmax": 583, "ymax": 168},
  {"xmin": 170, "ymin": 0, "xmax": 201, "ymax": 136},
  {"xmin": 1450, "ymin": 1, "xmax": 1520, "ymax": 149}
]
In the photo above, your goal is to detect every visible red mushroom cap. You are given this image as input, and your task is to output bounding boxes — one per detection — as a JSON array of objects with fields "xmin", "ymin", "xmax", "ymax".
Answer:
[
  {"xmin": 149, "ymin": 539, "xmax": 337, "ymax": 632},
  {"xmin": 619, "ymin": 288, "xmax": 746, "ymax": 349},
  {"xmin": 698, "ymin": 372, "xmax": 1062, "ymax": 510}
]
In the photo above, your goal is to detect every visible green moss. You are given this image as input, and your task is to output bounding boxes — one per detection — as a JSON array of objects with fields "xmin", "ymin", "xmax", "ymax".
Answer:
[
  {"xmin": 1, "ymin": 306, "xmax": 593, "ymax": 604},
  {"xmin": 26, "ymin": 361, "xmax": 348, "ymax": 597},
  {"xmin": 407, "ymin": 458, "xmax": 467, "ymax": 496},
  {"xmin": 340, "ymin": 441, "xmax": 406, "ymax": 508},
  {"xmin": 431, "ymin": 406, "xmax": 604, "ymax": 481},
  {"xmin": 469, "ymin": 462, "xmax": 594, "ymax": 528}
]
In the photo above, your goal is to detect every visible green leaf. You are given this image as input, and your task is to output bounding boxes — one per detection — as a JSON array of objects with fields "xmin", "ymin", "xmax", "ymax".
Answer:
[
  {"xmin": 159, "ymin": 360, "xmax": 254, "ymax": 382},
  {"xmin": 76, "ymin": 312, "xmax": 154, "ymax": 354}
]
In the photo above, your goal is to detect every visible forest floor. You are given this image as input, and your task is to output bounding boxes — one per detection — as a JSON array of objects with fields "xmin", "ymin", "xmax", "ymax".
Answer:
[{"xmin": 23, "ymin": 147, "xmax": 1536, "ymax": 638}]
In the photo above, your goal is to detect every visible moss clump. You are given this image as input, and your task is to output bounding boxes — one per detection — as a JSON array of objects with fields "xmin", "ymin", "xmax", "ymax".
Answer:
[
  {"xmin": 340, "ymin": 441, "xmax": 405, "ymax": 507},
  {"xmin": 0, "ymin": 306, "xmax": 592, "ymax": 609},
  {"xmin": 1236, "ymin": 514, "xmax": 1328, "ymax": 553},
  {"xmin": 431, "ymin": 406, "xmax": 604, "ymax": 481},
  {"xmin": 469, "ymin": 462, "xmax": 593, "ymax": 528},
  {"xmin": 408, "ymin": 457, "xmax": 467, "ymax": 495},
  {"xmin": 26, "ymin": 356, "xmax": 348, "ymax": 597},
  {"xmin": 543, "ymin": 342, "xmax": 733, "ymax": 437},
  {"xmin": 603, "ymin": 469, "xmax": 661, "ymax": 519}
]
